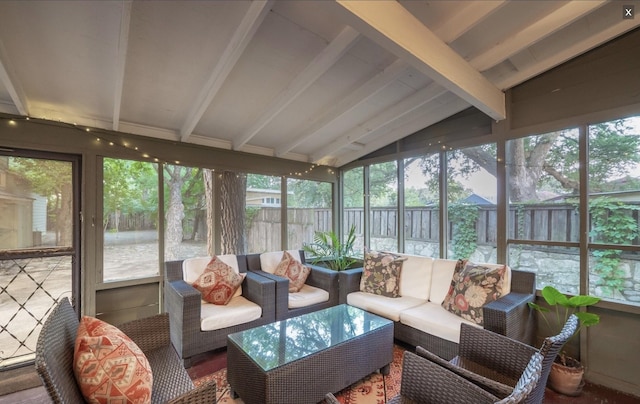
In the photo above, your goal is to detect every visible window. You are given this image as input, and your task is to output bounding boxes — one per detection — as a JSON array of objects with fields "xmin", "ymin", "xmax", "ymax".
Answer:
[
  {"xmin": 506, "ymin": 129, "xmax": 581, "ymax": 293},
  {"xmin": 404, "ymin": 155, "xmax": 439, "ymax": 257},
  {"xmin": 587, "ymin": 117, "xmax": 640, "ymax": 303},
  {"xmin": 287, "ymin": 178, "xmax": 332, "ymax": 250},
  {"xmin": 446, "ymin": 144, "xmax": 497, "ymax": 261},
  {"xmin": 343, "ymin": 167, "xmax": 364, "ymax": 255},
  {"xmin": 102, "ymin": 158, "xmax": 159, "ymax": 282},
  {"xmin": 164, "ymin": 164, "xmax": 207, "ymax": 261},
  {"xmin": 246, "ymin": 174, "xmax": 281, "ymax": 253},
  {"xmin": 369, "ymin": 161, "xmax": 398, "ymax": 252},
  {"xmin": 0, "ymin": 151, "xmax": 77, "ymax": 369}
]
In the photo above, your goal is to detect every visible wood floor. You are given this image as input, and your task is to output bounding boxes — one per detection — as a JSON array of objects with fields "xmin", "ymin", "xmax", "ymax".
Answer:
[{"xmin": 2, "ymin": 347, "xmax": 637, "ymax": 404}]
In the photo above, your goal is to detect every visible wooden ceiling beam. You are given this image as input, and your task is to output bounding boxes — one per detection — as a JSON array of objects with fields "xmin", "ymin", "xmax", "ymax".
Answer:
[
  {"xmin": 333, "ymin": 0, "xmax": 505, "ymax": 121},
  {"xmin": 112, "ymin": 0, "xmax": 132, "ymax": 132},
  {"xmin": 432, "ymin": 0, "xmax": 507, "ymax": 44},
  {"xmin": 180, "ymin": 0, "xmax": 273, "ymax": 142},
  {"xmin": 233, "ymin": 25, "xmax": 360, "ymax": 151},
  {"xmin": 274, "ymin": 58, "xmax": 408, "ymax": 157}
]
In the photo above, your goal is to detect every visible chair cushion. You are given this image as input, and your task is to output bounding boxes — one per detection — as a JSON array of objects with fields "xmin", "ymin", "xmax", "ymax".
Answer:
[
  {"xmin": 260, "ymin": 250, "xmax": 302, "ymax": 274},
  {"xmin": 74, "ymin": 316, "xmax": 153, "ymax": 404},
  {"xmin": 441, "ymin": 260, "xmax": 507, "ymax": 325},
  {"xmin": 200, "ymin": 296, "xmax": 262, "ymax": 331},
  {"xmin": 192, "ymin": 256, "xmax": 246, "ymax": 305},
  {"xmin": 274, "ymin": 250, "xmax": 311, "ymax": 292},
  {"xmin": 397, "ymin": 254, "xmax": 433, "ymax": 300},
  {"xmin": 183, "ymin": 254, "xmax": 243, "ymax": 298},
  {"xmin": 399, "ymin": 302, "xmax": 479, "ymax": 343},
  {"xmin": 429, "ymin": 259, "xmax": 458, "ymax": 304},
  {"xmin": 288, "ymin": 284, "xmax": 329, "ymax": 308},
  {"xmin": 360, "ymin": 250, "xmax": 406, "ymax": 297},
  {"xmin": 347, "ymin": 291, "xmax": 424, "ymax": 322}
]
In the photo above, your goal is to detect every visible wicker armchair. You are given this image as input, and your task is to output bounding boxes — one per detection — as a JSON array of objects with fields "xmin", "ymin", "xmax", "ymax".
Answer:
[
  {"xmin": 247, "ymin": 250, "xmax": 339, "ymax": 321},
  {"xmin": 413, "ymin": 315, "xmax": 579, "ymax": 404},
  {"xmin": 165, "ymin": 254, "xmax": 277, "ymax": 367},
  {"xmin": 386, "ymin": 349, "xmax": 544, "ymax": 404},
  {"xmin": 35, "ymin": 297, "xmax": 217, "ymax": 404}
]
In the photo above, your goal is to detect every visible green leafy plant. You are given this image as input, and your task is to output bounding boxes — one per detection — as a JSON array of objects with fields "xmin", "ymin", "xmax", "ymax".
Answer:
[
  {"xmin": 302, "ymin": 225, "xmax": 358, "ymax": 271},
  {"xmin": 448, "ymin": 203, "xmax": 479, "ymax": 259},
  {"xmin": 528, "ymin": 285, "xmax": 600, "ymax": 366}
]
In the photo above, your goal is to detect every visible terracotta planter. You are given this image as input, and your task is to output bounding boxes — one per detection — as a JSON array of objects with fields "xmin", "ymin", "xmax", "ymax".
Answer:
[{"xmin": 548, "ymin": 356, "xmax": 585, "ymax": 396}]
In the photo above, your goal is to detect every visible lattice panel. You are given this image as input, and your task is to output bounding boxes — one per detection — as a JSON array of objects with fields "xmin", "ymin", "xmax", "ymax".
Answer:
[{"xmin": 0, "ymin": 256, "xmax": 72, "ymax": 369}]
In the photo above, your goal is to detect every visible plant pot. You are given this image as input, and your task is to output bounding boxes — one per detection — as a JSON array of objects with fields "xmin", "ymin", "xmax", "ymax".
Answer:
[{"xmin": 548, "ymin": 356, "xmax": 585, "ymax": 396}]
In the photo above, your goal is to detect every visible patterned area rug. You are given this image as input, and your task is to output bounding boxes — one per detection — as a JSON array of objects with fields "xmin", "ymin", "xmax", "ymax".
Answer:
[{"xmin": 194, "ymin": 345, "xmax": 405, "ymax": 404}]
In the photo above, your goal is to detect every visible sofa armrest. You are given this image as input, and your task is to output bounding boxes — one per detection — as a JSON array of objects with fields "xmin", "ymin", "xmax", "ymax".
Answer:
[
  {"xmin": 242, "ymin": 271, "xmax": 276, "ymax": 317},
  {"xmin": 305, "ymin": 264, "xmax": 339, "ymax": 296},
  {"xmin": 117, "ymin": 313, "xmax": 171, "ymax": 353},
  {"xmin": 165, "ymin": 260, "xmax": 184, "ymax": 282},
  {"xmin": 164, "ymin": 279, "xmax": 203, "ymax": 352},
  {"xmin": 338, "ymin": 267, "xmax": 363, "ymax": 304},
  {"xmin": 248, "ymin": 269, "xmax": 289, "ymax": 320},
  {"xmin": 483, "ymin": 290, "xmax": 535, "ymax": 345},
  {"xmin": 509, "ymin": 270, "xmax": 536, "ymax": 295}
]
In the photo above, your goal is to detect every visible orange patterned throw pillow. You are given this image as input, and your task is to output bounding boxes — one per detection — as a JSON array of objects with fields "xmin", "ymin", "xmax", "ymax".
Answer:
[
  {"xmin": 274, "ymin": 251, "xmax": 310, "ymax": 292},
  {"xmin": 193, "ymin": 255, "xmax": 246, "ymax": 305},
  {"xmin": 74, "ymin": 316, "xmax": 152, "ymax": 404}
]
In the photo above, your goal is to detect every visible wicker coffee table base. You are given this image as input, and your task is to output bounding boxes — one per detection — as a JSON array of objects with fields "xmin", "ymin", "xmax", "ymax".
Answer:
[{"xmin": 227, "ymin": 321, "xmax": 393, "ymax": 404}]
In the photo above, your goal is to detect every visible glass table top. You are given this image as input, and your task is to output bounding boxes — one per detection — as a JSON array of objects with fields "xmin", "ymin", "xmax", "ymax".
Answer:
[{"xmin": 227, "ymin": 304, "xmax": 392, "ymax": 371}]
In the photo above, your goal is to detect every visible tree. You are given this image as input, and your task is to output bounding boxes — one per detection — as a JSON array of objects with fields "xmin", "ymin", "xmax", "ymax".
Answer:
[
  {"xmin": 164, "ymin": 165, "xmax": 192, "ymax": 260},
  {"xmin": 203, "ymin": 170, "xmax": 247, "ymax": 255},
  {"xmin": 418, "ymin": 119, "xmax": 640, "ymax": 202}
]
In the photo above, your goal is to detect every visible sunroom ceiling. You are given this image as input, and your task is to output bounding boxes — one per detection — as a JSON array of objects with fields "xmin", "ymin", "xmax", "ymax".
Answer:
[{"xmin": 0, "ymin": 1, "xmax": 637, "ymax": 167}]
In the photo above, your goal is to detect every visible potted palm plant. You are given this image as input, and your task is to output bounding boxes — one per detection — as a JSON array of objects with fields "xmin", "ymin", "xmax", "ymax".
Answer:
[
  {"xmin": 302, "ymin": 225, "xmax": 361, "ymax": 271},
  {"xmin": 528, "ymin": 285, "xmax": 601, "ymax": 396}
]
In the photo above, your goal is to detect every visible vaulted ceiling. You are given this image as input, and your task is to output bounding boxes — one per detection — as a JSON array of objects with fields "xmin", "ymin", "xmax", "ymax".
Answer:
[{"xmin": 0, "ymin": 1, "xmax": 637, "ymax": 167}]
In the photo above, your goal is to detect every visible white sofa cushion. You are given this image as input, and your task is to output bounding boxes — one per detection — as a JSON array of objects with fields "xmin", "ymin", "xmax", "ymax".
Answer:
[
  {"xmin": 260, "ymin": 250, "xmax": 302, "ymax": 274},
  {"xmin": 200, "ymin": 296, "xmax": 262, "ymax": 331},
  {"xmin": 429, "ymin": 259, "xmax": 458, "ymax": 304},
  {"xmin": 399, "ymin": 302, "xmax": 480, "ymax": 343},
  {"xmin": 397, "ymin": 254, "xmax": 433, "ymax": 300},
  {"xmin": 288, "ymin": 284, "xmax": 329, "ymax": 309},
  {"xmin": 347, "ymin": 291, "xmax": 425, "ymax": 322},
  {"xmin": 183, "ymin": 255, "xmax": 243, "ymax": 298}
]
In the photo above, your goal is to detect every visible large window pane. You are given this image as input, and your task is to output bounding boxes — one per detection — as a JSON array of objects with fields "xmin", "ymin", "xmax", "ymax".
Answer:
[
  {"xmin": 588, "ymin": 117, "xmax": 640, "ymax": 303},
  {"xmin": 343, "ymin": 168, "xmax": 364, "ymax": 255},
  {"xmin": 1, "ymin": 154, "xmax": 75, "ymax": 368},
  {"xmin": 103, "ymin": 158, "xmax": 159, "ymax": 282},
  {"xmin": 164, "ymin": 165, "xmax": 207, "ymax": 261},
  {"xmin": 246, "ymin": 174, "xmax": 281, "ymax": 253},
  {"xmin": 287, "ymin": 179, "xmax": 332, "ymax": 250},
  {"xmin": 446, "ymin": 145, "xmax": 496, "ymax": 262},
  {"xmin": 404, "ymin": 155, "xmax": 439, "ymax": 257},
  {"xmin": 369, "ymin": 161, "xmax": 398, "ymax": 252}
]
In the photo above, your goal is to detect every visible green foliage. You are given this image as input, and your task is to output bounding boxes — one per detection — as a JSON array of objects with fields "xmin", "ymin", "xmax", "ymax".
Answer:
[
  {"xmin": 448, "ymin": 203, "xmax": 478, "ymax": 259},
  {"xmin": 302, "ymin": 225, "xmax": 358, "ymax": 271},
  {"xmin": 589, "ymin": 198, "xmax": 639, "ymax": 294},
  {"xmin": 528, "ymin": 286, "xmax": 600, "ymax": 343}
]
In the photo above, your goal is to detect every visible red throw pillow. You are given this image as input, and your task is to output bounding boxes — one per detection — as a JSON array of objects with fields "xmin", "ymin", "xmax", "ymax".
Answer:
[
  {"xmin": 193, "ymin": 255, "xmax": 246, "ymax": 305},
  {"xmin": 74, "ymin": 316, "xmax": 152, "ymax": 404},
  {"xmin": 274, "ymin": 251, "xmax": 310, "ymax": 292}
]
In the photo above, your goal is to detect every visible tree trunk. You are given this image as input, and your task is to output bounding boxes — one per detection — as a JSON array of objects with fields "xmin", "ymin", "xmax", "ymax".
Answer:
[
  {"xmin": 220, "ymin": 172, "xmax": 246, "ymax": 255},
  {"xmin": 58, "ymin": 183, "xmax": 73, "ymax": 246},
  {"xmin": 203, "ymin": 169, "xmax": 215, "ymax": 256},
  {"xmin": 507, "ymin": 139, "xmax": 540, "ymax": 202},
  {"xmin": 164, "ymin": 166, "xmax": 189, "ymax": 260}
]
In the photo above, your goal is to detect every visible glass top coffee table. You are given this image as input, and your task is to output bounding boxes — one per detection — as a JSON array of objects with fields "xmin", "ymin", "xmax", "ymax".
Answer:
[{"xmin": 226, "ymin": 304, "xmax": 394, "ymax": 404}]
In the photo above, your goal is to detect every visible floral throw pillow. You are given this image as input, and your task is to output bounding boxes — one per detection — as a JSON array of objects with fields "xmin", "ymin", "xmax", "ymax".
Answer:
[
  {"xmin": 441, "ymin": 259, "xmax": 506, "ymax": 325},
  {"xmin": 193, "ymin": 256, "xmax": 246, "ymax": 305},
  {"xmin": 274, "ymin": 251, "xmax": 311, "ymax": 293},
  {"xmin": 359, "ymin": 250, "xmax": 405, "ymax": 297},
  {"xmin": 74, "ymin": 316, "xmax": 152, "ymax": 404}
]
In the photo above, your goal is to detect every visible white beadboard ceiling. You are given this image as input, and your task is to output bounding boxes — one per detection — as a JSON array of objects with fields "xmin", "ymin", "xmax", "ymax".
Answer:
[{"xmin": 0, "ymin": 0, "xmax": 637, "ymax": 167}]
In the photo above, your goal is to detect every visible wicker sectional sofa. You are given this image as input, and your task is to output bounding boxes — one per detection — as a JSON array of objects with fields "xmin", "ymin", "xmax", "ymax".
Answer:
[{"xmin": 339, "ymin": 254, "xmax": 536, "ymax": 360}]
